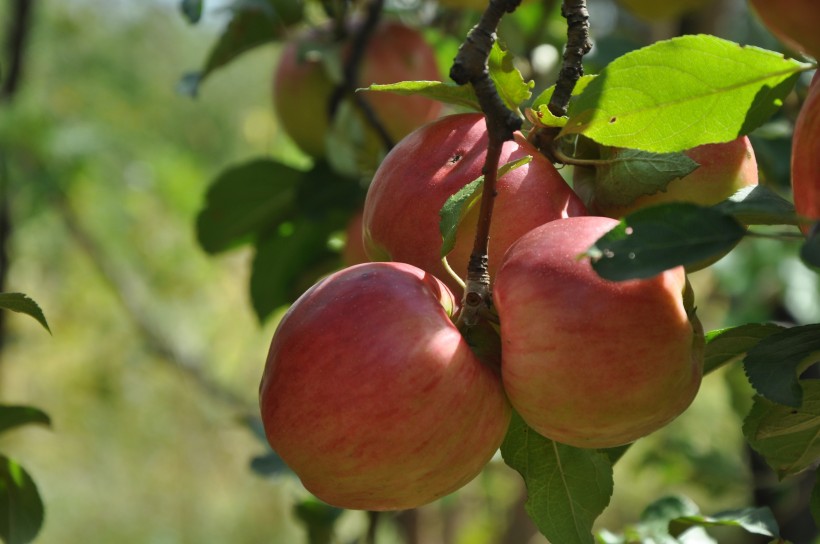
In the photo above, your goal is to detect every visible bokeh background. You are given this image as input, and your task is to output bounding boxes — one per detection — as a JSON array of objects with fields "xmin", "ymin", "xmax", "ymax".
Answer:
[{"xmin": 1, "ymin": 0, "xmax": 818, "ymax": 542}]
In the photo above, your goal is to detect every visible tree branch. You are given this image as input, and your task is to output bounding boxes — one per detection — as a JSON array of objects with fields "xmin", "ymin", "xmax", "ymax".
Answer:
[
  {"xmin": 547, "ymin": 0, "xmax": 591, "ymax": 117},
  {"xmin": 327, "ymin": 0, "xmax": 393, "ymax": 151},
  {"xmin": 450, "ymin": 0, "xmax": 522, "ymax": 327}
]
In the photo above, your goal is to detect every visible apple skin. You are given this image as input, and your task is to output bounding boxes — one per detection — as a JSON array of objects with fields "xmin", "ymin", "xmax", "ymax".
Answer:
[
  {"xmin": 273, "ymin": 20, "xmax": 443, "ymax": 159},
  {"xmin": 749, "ymin": 0, "xmax": 820, "ymax": 59},
  {"xmin": 615, "ymin": 0, "xmax": 710, "ymax": 21},
  {"xmin": 363, "ymin": 113, "xmax": 587, "ymax": 295},
  {"xmin": 259, "ymin": 262, "xmax": 511, "ymax": 510},
  {"xmin": 493, "ymin": 216, "xmax": 704, "ymax": 448},
  {"xmin": 573, "ymin": 137, "xmax": 759, "ymax": 218},
  {"xmin": 792, "ymin": 72, "xmax": 820, "ymax": 235}
]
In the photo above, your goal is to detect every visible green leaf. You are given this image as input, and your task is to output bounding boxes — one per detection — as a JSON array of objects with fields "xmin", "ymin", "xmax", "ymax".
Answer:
[
  {"xmin": 743, "ymin": 380, "xmax": 820, "ymax": 477},
  {"xmin": 180, "ymin": 0, "xmax": 300, "ymax": 96},
  {"xmin": 501, "ymin": 411, "xmax": 613, "ymax": 544},
  {"xmin": 562, "ymin": 35, "xmax": 810, "ymax": 152},
  {"xmin": 0, "ymin": 293, "xmax": 50, "ymax": 334},
  {"xmin": 704, "ymin": 323, "xmax": 785, "ymax": 375},
  {"xmin": 196, "ymin": 159, "xmax": 302, "ymax": 254},
  {"xmin": 362, "ymin": 81, "xmax": 480, "ymax": 112},
  {"xmin": 0, "ymin": 455, "xmax": 44, "ymax": 544},
  {"xmin": 489, "ymin": 41, "xmax": 533, "ymax": 112},
  {"xmin": 801, "ymin": 227, "xmax": 820, "ymax": 269},
  {"xmin": 532, "ymin": 74, "xmax": 596, "ymax": 111},
  {"xmin": 587, "ymin": 203, "xmax": 747, "ymax": 281},
  {"xmin": 293, "ymin": 497, "xmax": 343, "ymax": 544},
  {"xmin": 743, "ymin": 324, "xmax": 820, "ymax": 408},
  {"xmin": 580, "ymin": 148, "xmax": 701, "ymax": 209},
  {"xmin": 179, "ymin": 0, "xmax": 203, "ymax": 23},
  {"xmin": 0, "ymin": 406, "xmax": 50, "ymax": 436},
  {"xmin": 532, "ymin": 75, "xmax": 596, "ymax": 128},
  {"xmin": 713, "ymin": 185, "xmax": 799, "ymax": 226},
  {"xmin": 250, "ymin": 219, "xmax": 340, "ymax": 321},
  {"xmin": 438, "ymin": 156, "xmax": 531, "ymax": 258},
  {"xmin": 811, "ymin": 468, "xmax": 820, "ymax": 528},
  {"xmin": 676, "ymin": 507, "xmax": 780, "ymax": 538}
]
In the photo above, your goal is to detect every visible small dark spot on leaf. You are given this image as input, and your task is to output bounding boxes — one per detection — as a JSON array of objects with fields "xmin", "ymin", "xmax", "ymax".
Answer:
[{"xmin": 609, "ymin": 117, "xmax": 617, "ymax": 124}]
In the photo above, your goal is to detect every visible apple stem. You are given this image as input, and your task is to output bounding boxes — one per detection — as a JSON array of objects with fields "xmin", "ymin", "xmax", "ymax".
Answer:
[
  {"xmin": 449, "ymin": 0, "xmax": 523, "ymax": 327},
  {"xmin": 326, "ymin": 0, "xmax": 394, "ymax": 152}
]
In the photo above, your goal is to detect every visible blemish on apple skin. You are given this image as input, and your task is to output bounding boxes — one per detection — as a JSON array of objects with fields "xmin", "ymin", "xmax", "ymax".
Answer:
[{"xmin": 449, "ymin": 153, "xmax": 463, "ymax": 164}]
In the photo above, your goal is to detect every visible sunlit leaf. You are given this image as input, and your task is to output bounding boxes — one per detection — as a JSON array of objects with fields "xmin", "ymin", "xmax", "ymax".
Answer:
[
  {"xmin": 562, "ymin": 35, "xmax": 810, "ymax": 152},
  {"xmin": 743, "ymin": 324, "xmax": 820, "ymax": 407},
  {"xmin": 704, "ymin": 323, "xmax": 785, "ymax": 375},
  {"xmin": 587, "ymin": 204, "xmax": 746, "ymax": 281},
  {"xmin": 501, "ymin": 412, "xmax": 613, "ymax": 544},
  {"xmin": 489, "ymin": 41, "xmax": 533, "ymax": 112},
  {"xmin": 0, "ymin": 456, "xmax": 44, "ymax": 544},
  {"xmin": 0, "ymin": 406, "xmax": 50, "ymax": 436},
  {"xmin": 743, "ymin": 380, "xmax": 820, "ymax": 477},
  {"xmin": 362, "ymin": 81, "xmax": 480, "ymax": 112},
  {"xmin": 0, "ymin": 293, "xmax": 50, "ymax": 334}
]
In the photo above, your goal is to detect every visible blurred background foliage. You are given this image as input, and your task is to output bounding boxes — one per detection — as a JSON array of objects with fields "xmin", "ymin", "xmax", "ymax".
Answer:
[{"xmin": 0, "ymin": 0, "xmax": 817, "ymax": 542}]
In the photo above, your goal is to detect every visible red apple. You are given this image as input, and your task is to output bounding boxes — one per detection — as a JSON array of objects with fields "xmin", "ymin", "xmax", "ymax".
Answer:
[
  {"xmin": 273, "ymin": 20, "xmax": 443, "ymax": 161},
  {"xmin": 573, "ymin": 137, "xmax": 759, "ymax": 218},
  {"xmin": 259, "ymin": 262, "xmax": 511, "ymax": 510},
  {"xmin": 363, "ymin": 113, "xmax": 587, "ymax": 295},
  {"xmin": 493, "ymin": 216, "xmax": 704, "ymax": 448},
  {"xmin": 792, "ymin": 72, "xmax": 820, "ymax": 235},
  {"xmin": 749, "ymin": 0, "xmax": 820, "ymax": 60}
]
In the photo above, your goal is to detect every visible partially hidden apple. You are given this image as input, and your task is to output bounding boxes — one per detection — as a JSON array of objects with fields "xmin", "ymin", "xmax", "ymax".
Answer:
[
  {"xmin": 573, "ymin": 137, "xmax": 759, "ymax": 218},
  {"xmin": 749, "ymin": 0, "xmax": 820, "ymax": 60},
  {"xmin": 273, "ymin": 20, "xmax": 443, "ymax": 161},
  {"xmin": 259, "ymin": 262, "xmax": 511, "ymax": 510},
  {"xmin": 493, "ymin": 216, "xmax": 704, "ymax": 448},
  {"xmin": 363, "ymin": 113, "xmax": 587, "ymax": 295},
  {"xmin": 792, "ymin": 72, "xmax": 820, "ymax": 235}
]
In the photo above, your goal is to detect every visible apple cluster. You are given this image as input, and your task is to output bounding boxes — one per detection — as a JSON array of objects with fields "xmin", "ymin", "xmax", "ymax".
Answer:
[{"xmin": 255, "ymin": 110, "xmax": 758, "ymax": 511}]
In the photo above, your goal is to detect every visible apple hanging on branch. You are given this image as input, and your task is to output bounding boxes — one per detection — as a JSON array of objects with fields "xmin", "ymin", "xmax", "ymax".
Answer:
[
  {"xmin": 259, "ymin": 262, "xmax": 511, "ymax": 511},
  {"xmin": 362, "ymin": 112, "xmax": 587, "ymax": 295}
]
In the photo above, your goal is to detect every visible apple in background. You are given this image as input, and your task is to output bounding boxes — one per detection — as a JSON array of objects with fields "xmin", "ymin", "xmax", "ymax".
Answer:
[
  {"xmin": 259, "ymin": 262, "xmax": 511, "ymax": 510},
  {"xmin": 363, "ymin": 113, "xmax": 587, "ymax": 295},
  {"xmin": 342, "ymin": 211, "xmax": 369, "ymax": 266},
  {"xmin": 573, "ymin": 137, "xmax": 759, "ymax": 218},
  {"xmin": 273, "ymin": 20, "xmax": 443, "ymax": 160},
  {"xmin": 493, "ymin": 216, "xmax": 704, "ymax": 448},
  {"xmin": 748, "ymin": 0, "xmax": 820, "ymax": 60},
  {"xmin": 615, "ymin": 0, "xmax": 710, "ymax": 21},
  {"xmin": 792, "ymin": 72, "xmax": 820, "ymax": 235}
]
